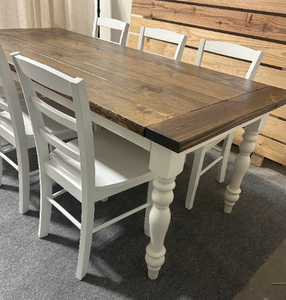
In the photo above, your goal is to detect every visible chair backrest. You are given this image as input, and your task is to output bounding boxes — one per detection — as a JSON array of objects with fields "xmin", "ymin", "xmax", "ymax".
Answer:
[
  {"xmin": 195, "ymin": 39, "xmax": 264, "ymax": 80},
  {"xmin": 137, "ymin": 27, "xmax": 188, "ymax": 61},
  {"xmin": 92, "ymin": 17, "xmax": 129, "ymax": 46},
  {"xmin": 11, "ymin": 52, "xmax": 95, "ymax": 197},
  {"xmin": 0, "ymin": 45, "xmax": 27, "ymax": 148}
]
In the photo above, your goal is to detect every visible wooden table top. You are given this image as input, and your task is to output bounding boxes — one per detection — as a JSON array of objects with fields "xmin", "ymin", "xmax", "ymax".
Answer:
[{"xmin": 1, "ymin": 28, "xmax": 285, "ymax": 153}]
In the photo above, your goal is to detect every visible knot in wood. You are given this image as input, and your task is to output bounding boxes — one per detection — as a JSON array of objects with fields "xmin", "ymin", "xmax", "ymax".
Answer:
[
  {"xmin": 143, "ymin": 85, "xmax": 162, "ymax": 93},
  {"xmin": 269, "ymin": 95, "xmax": 277, "ymax": 102}
]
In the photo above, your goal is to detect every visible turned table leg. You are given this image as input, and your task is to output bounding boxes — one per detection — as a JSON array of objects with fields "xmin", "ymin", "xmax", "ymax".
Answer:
[
  {"xmin": 145, "ymin": 175, "xmax": 175, "ymax": 279},
  {"xmin": 146, "ymin": 142, "xmax": 186, "ymax": 279},
  {"xmin": 224, "ymin": 114, "xmax": 269, "ymax": 213}
]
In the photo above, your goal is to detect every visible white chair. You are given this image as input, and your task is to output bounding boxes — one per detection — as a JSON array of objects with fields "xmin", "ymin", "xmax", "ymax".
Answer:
[
  {"xmin": 12, "ymin": 52, "xmax": 154, "ymax": 280},
  {"xmin": 0, "ymin": 45, "xmax": 76, "ymax": 214},
  {"xmin": 92, "ymin": 17, "xmax": 129, "ymax": 46},
  {"xmin": 185, "ymin": 39, "xmax": 264, "ymax": 210},
  {"xmin": 137, "ymin": 26, "xmax": 188, "ymax": 61}
]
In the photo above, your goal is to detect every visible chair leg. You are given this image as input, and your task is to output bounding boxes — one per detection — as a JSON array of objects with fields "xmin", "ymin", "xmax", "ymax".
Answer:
[
  {"xmin": 38, "ymin": 173, "xmax": 53, "ymax": 238},
  {"xmin": 17, "ymin": 147, "xmax": 30, "ymax": 214},
  {"xmin": 216, "ymin": 132, "xmax": 235, "ymax": 183},
  {"xmin": 144, "ymin": 180, "xmax": 153, "ymax": 237},
  {"xmin": 185, "ymin": 147, "xmax": 206, "ymax": 210},
  {"xmin": 76, "ymin": 201, "xmax": 95, "ymax": 280}
]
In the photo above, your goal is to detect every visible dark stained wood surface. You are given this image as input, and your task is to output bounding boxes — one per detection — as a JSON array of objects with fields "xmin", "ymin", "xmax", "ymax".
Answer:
[
  {"xmin": 1, "ymin": 28, "xmax": 286, "ymax": 152},
  {"xmin": 147, "ymin": 86, "xmax": 286, "ymax": 152}
]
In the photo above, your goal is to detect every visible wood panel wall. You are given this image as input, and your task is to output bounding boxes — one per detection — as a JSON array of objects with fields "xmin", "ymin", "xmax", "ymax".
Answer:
[{"xmin": 128, "ymin": 0, "xmax": 286, "ymax": 166}]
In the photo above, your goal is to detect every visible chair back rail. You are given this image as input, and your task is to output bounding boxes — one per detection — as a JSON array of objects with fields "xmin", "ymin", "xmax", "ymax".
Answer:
[
  {"xmin": 196, "ymin": 39, "xmax": 265, "ymax": 80},
  {"xmin": 137, "ymin": 26, "xmax": 187, "ymax": 61},
  {"xmin": 92, "ymin": 17, "xmax": 130, "ymax": 46}
]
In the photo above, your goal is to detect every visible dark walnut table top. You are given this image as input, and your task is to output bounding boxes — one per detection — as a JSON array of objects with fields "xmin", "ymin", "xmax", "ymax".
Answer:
[{"xmin": 1, "ymin": 28, "xmax": 285, "ymax": 152}]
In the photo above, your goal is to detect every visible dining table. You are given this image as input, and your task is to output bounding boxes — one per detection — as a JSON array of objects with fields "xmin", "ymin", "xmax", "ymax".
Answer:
[{"xmin": 1, "ymin": 28, "xmax": 285, "ymax": 280}]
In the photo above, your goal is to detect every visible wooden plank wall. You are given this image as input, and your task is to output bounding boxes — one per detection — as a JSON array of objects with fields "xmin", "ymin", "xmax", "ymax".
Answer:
[{"xmin": 128, "ymin": 0, "xmax": 286, "ymax": 166}]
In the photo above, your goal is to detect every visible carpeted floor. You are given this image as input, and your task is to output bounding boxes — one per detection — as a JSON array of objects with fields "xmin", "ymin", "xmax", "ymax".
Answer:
[{"xmin": 0, "ymin": 138, "xmax": 285, "ymax": 300}]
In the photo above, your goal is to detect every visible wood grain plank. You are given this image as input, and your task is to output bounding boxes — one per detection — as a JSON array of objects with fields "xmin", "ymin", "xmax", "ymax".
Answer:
[
  {"xmin": 4, "ymin": 29, "xmax": 261, "ymax": 100},
  {"xmin": 9, "ymin": 50, "xmax": 150, "ymax": 135},
  {"xmin": 173, "ymin": 0, "xmax": 286, "ymax": 15},
  {"xmin": 250, "ymin": 153, "xmax": 265, "ymax": 166},
  {"xmin": 259, "ymin": 116, "xmax": 286, "ymax": 143},
  {"xmin": 271, "ymin": 106, "xmax": 286, "ymax": 119},
  {"xmin": 1, "ymin": 35, "xmax": 189, "ymax": 135},
  {"xmin": 33, "ymin": 35, "xmax": 263, "ymax": 101},
  {"xmin": 4, "ymin": 29, "xmax": 259, "ymax": 135},
  {"xmin": 29, "ymin": 29, "xmax": 266, "ymax": 95},
  {"xmin": 1, "ymin": 30, "xmax": 243, "ymax": 109},
  {"xmin": 146, "ymin": 86, "xmax": 286, "ymax": 152},
  {"xmin": 129, "ymin": 16, "xmax": 286, "ymax": 68},
  {"xmin": 132, "ymin": 1, "xmax": 286, "ymax": 42}
]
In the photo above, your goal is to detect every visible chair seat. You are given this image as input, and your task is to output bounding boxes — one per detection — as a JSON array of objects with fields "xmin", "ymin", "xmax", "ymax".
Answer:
[
  {"xmin": 46, "ymin": 129, "xmax": 153, "ymax": 194},
  {"xmin": 0, "ymin": 100, "xmax": 33, "ymax": 135}
]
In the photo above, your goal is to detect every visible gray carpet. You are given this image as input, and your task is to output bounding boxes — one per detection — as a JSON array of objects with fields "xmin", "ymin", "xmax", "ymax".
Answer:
[{"xmin": 0, "ymin": 138, "xmax": 285, "ymax": 300}]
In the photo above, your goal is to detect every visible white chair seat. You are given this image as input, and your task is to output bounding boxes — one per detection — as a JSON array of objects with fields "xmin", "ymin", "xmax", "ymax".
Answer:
[
  {"xmin": 47, "ymin": 130, "xmax": 152, "ymax": 191},
  {"xmin": 0, "ymin": 100, "xmax": 33, "ymax": 137}
]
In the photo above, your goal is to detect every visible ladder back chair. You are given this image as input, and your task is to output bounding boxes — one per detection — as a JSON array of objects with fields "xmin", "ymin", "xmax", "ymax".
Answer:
[
  {"xmin": 12, "ymin": 52, "xmax": 154, "ymax": 280},
  {"xmin": 137, "ymin": 27, "xmax": 188, "ymax": 61},
  {"xmin": 92, "ymin": 17, "xmax": 129, "ymax": 46},
  {"xmin": 185, "ymin": 39, "xmax": 264, "ymax": 210},
  {"xmin": 0, "ymin": 45, "xmax": 76, "ymax": 214}
]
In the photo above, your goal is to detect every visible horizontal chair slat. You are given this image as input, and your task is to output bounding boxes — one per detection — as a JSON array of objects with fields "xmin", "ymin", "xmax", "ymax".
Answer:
[
  {"xmin": 31, "ymin": 95, "xmax": 77, "ymax": 131},
  {"xmin": 40, "ymin": 127, "xmax": 80, "ymax": 162}
]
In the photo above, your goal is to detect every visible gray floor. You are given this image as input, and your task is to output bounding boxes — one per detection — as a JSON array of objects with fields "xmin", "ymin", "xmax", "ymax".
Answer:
[{"xmin": 212, "ymin": 145, "xmax": 286, "ymax": 300}]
